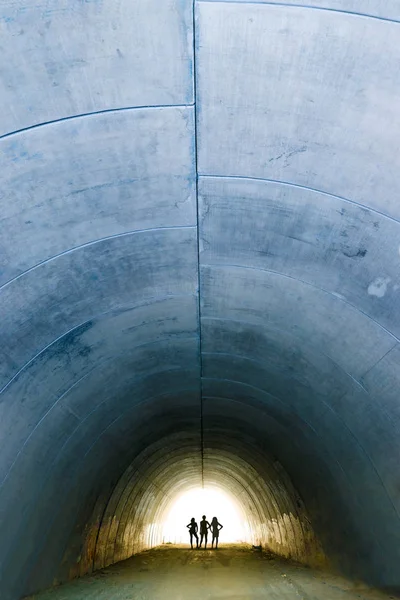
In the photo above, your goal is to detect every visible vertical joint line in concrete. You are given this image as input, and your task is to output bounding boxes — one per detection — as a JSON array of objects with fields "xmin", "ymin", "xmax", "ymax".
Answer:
[{"xmin": 192, "ymin": 0, "xmax": 204, "ymax": 490}]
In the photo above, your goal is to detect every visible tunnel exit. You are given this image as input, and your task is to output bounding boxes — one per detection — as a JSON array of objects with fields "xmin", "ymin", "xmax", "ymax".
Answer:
[{"xmin": 162, "ymin": 486, "xmax": 248, "ymax": 544}]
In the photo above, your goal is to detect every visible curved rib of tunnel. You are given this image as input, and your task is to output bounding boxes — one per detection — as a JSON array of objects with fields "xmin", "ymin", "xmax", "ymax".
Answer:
[{"xmin": 1, "ymin": 1, "xmax": 400, "ymax": 599}]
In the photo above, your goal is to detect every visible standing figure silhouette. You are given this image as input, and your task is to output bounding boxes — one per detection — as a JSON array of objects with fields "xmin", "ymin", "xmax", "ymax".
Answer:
[
  {"xmin": 186, "ymin": 517, "xmax": 199, "ymax": 549},
  {"xmin": 211, "ymin": 516, "xmax": 223, "ymax": 549},
  {"xmin": 199, "ymin": 515, "xmax": 211, "ymax": 548}
]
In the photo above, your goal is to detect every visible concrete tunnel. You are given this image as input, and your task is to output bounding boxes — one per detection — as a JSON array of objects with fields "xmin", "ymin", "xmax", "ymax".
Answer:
[{"xmin": 1, "ymin": 1, "xmax": 400, "ymax": 598}]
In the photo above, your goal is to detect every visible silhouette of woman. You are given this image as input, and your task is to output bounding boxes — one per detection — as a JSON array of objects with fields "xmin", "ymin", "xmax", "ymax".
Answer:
[
  {"xmin": 199, "ymin": 515, "xmax": 211, "ymax": 548},
  {"xmin": 186, "ymin": 517, "xmax": 199, "ymax": 549},
  {"xmin": 211, "ymin": 516, "xmax": 223, "ymax": 549}
]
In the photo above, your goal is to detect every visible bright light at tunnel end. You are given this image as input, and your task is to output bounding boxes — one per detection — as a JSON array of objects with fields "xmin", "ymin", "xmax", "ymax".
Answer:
[{"xmin": 162, "ymin": 486, "xmax": 249, "ymax": 545}]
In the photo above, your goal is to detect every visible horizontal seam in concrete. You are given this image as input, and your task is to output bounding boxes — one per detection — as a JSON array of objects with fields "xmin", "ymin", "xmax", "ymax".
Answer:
[
  {"xmin": 198, "ymin": 174, "xmax": 400, "ymax": 225},
  {"xmin": 196, "ymin": 0, "xmax": 400, "ymax": 24},
  {"xmin": 0, "ymin": 226, "xmax": 197, "ymax": 291},
  {"xmin": 201, "ymin": 262, "xmax": 399, "ymax": 344},
  {"xmin": 0, "ymin": 293, "xmax": 197, "ymax": 396},
  {"xmin": 0, "ymin": 104, "xmax": 195, "ymax": 141}
]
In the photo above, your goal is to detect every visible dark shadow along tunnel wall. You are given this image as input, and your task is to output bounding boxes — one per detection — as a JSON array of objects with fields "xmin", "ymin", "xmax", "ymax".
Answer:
[{"xmin": 1, "ymin": 1, "xmax": 400, "ymax": 598}]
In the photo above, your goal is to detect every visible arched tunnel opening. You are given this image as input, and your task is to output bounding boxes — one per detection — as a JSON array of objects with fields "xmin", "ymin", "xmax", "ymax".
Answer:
[
  {"xmin": 1, "ymin": 1, "xmax": 400, "ymax": 599},
  {"xmin": 162, "ymin": 486, "xmax": 247, "ymax": 544}
]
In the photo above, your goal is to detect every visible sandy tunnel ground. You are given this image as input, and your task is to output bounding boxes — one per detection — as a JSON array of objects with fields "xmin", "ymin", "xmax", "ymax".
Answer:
[{"xmin": 25, "ymin": 544, "xmax": 399, "ymax": 600}]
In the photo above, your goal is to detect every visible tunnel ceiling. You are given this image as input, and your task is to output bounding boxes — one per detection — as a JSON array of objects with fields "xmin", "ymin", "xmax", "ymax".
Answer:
[{"xmin": 1, "ymin": 1, "xmax": 400, "ymax": 598}]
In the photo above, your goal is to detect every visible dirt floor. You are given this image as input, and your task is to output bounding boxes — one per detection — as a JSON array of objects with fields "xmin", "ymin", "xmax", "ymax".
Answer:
[{"xmin": 27, "ymin": 544, "xmax": 398, "ymax": 600}]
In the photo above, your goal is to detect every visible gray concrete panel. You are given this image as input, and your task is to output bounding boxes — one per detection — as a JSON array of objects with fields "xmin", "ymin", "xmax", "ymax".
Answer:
[
  {"xmin": 0, "ymin": 0, "xmax": 194, "ymax": 134},
  {"xmin": 1, "ymin": 295, "xmax": 196, "ymax": 415},
  {"xmin": 0, "ymin": 227, "xmax": 198, "ymax": 388},
  {"xmin": 199, "ymin": 176, "xmax": 400, "ymax": 339},
  {"xmin": 200, "ymin": 264, "xmax": 395, "ymax": 379},
  {"xmin": 196, "ymin": 2, "xmax": 400, "ymax": 216},
  {"xmin": 201, "ymin": 317, "xmax": 352, "ymax": 403},
  {"xmin": 0, "ymin": 107, "xmax": 196, "ymax": 284}
]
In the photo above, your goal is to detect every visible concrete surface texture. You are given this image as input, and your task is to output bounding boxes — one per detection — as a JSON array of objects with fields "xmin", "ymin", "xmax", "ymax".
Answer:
[
  {"xmin": 24, "ymin": 546, "xmax": 398, "ymax": 600},
  {"xmin": 1, "ymin": 0, "xmax": 400, "ymax": 598}
]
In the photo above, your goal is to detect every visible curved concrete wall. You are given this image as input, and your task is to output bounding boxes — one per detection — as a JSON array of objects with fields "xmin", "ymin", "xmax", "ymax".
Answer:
[{"xmin": 1, "ymin": 1, "xmax": 400, "ymax": 598}]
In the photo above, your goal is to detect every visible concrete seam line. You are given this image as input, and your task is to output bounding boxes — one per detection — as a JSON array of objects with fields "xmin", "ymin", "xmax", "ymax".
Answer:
[
  {"xmin": 0, "ymin": 226, "xmax": 197, "ymax": 291},
  {"xmin": 198, "ymin": 174, "xmax": 400, "ymax": 225},
  {"xmin": 0, "ymin": 104, "xmax": 195, "ymax": 141},
  {"xmin": 192, "ymin": 0, "xmax": 205, "ymax": 489},
  {"xmin": 196, "ymin": 0, "xmax": 400, "ymax": 25}
]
